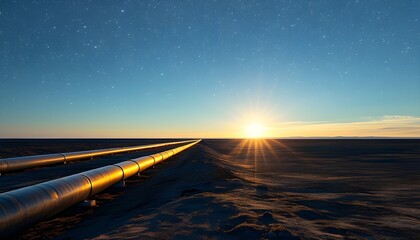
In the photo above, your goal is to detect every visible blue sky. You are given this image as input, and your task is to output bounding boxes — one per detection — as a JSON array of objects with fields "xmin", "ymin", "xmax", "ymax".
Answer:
[{"xmin": 1, "ymin": 1, "xmax": 419, "ymax": 137}]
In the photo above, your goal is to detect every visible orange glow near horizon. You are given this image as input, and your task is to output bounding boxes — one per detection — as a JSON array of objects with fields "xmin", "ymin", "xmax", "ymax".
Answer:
[{"xmin": 1, "ymin": 116, "xmax": 419, "ymax": 138}]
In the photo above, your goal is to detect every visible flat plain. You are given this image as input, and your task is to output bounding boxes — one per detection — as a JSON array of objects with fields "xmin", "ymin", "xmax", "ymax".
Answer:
[{"xmin": 1, "ymin": 139, "xmax": 419, "ymax": 239}]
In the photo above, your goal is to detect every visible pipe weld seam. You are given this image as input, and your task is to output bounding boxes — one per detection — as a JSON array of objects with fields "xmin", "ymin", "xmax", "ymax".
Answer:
[
  {"xmin": 80, "ymin": 174, "xmax": 94, "ymax": 197},
  {"xmin": 114, "ymin": 164, "xmax": 125, "ymax": 181},
  {"xmin": 150, "ymin": 155, "xmax": 156, "ymax": 166},
  {"xmin": 128, "ymin": 159, "xmax": 141, "ymax": 173},
  {"xmin": 60, "ymin": 153, "xmax": 67, "ymax": 163}
]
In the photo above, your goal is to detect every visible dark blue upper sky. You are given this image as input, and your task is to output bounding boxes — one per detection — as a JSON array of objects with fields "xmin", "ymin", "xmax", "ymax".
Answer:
[{"xmin": 1, "ymin": 0, "xmax": 419, "ymax": 137}]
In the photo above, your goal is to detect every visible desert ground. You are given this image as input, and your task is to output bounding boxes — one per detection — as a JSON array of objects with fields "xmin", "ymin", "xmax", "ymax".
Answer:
[{"xmin": 1, "ymin": 139, "xmax": 419, "ymax": 239}]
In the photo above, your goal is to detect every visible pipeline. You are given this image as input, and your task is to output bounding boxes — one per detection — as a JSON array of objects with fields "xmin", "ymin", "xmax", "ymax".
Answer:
[
  {"xmin": 0, "ymin": 139, "xmax": 201, "ymax": 237},
  {"xmin": 0, "ymin": 139, "xmax": 196, "ymax": 174}
]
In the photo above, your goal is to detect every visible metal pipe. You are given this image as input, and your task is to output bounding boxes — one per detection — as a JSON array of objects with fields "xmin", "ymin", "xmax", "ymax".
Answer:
[
  {"xmin": 0, "ymin": 140, "xmax": 196, "ymax": 174},
  {"xmin": 0, "ymin": 140, "xmax": 200, "ymax": 237}
]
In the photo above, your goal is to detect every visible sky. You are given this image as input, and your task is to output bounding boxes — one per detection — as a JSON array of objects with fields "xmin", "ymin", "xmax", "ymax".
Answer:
[{"xmin": 1, "ymin": 0, "xmax": 419, "ymax": 138}]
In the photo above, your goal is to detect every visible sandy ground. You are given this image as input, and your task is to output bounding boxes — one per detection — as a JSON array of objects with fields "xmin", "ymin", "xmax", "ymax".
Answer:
[{"xmin": 1, "ymin": 139, "xmax": 420, "ymax": 239}]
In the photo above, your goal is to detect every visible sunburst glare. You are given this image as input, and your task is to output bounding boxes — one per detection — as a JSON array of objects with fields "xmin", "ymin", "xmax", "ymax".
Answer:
[{"xmin": 245, "ymin": 123, "xmax": 265, "ymax": 138}]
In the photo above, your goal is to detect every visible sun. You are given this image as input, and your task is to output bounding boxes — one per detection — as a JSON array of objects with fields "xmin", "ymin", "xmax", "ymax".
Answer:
[{"xmin": 245, "ymin": 123, "xmax": 265, "ymax": 138}]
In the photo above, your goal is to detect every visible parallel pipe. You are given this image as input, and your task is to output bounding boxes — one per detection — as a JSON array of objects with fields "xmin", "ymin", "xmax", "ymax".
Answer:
[
  {"xmin": 0, "ymin": 140, "xmax": 195, "ymax": 174},
  {"xmin": 0, "ymin": 140, "xmax": 201, "ymax": 237}
]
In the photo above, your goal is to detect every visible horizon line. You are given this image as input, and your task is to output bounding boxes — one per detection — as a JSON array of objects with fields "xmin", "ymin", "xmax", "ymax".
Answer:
[{"xmin": 1, "ymin": 137, "xmax": 420, "ymax": 140}]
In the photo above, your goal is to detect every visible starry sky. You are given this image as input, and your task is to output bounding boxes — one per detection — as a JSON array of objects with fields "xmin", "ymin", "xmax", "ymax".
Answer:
[{"xmin": 1, "ymin": 0, "xmax": 419, "ymax": 138}]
